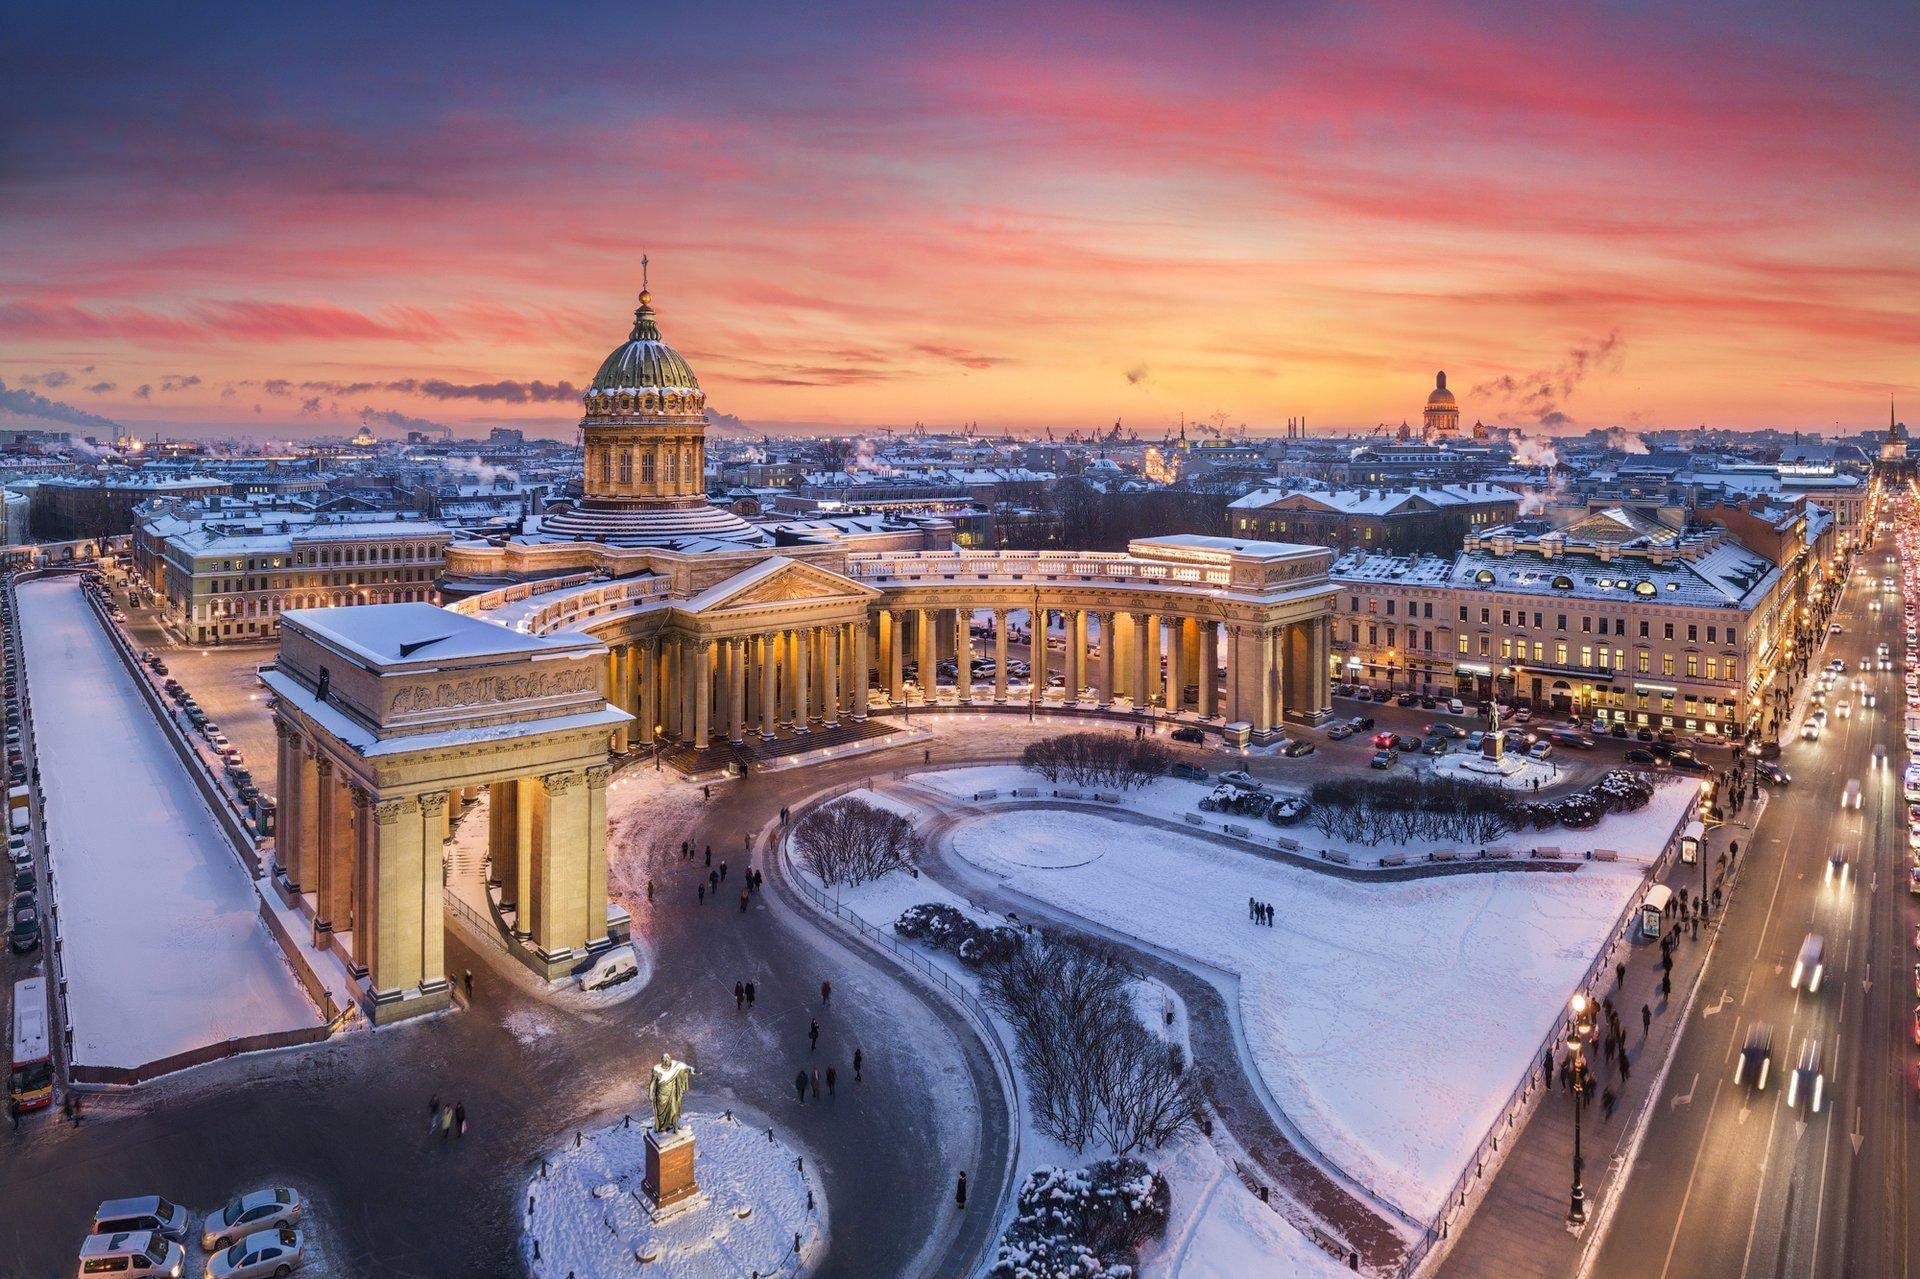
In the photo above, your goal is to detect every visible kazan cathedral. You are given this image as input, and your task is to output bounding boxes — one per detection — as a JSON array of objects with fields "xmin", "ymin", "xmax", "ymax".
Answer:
[{"xmin": 266, "ymin": 286, "xmax": 1336, "ymax": 1021}]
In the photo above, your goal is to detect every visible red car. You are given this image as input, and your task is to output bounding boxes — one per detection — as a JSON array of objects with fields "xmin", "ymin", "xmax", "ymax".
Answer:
[{"xmin": 1370, "ymin": 731, "xmax": 1399, "ymax": 750}]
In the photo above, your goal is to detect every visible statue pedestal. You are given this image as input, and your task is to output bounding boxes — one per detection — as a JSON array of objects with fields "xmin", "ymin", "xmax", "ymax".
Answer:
[
  {"xmin": 1481, "ymin": 729, "xmax": 1505, "ymax": 761},
  {"xmin": 643, "ymin": 1127, "xmax": 701, "ymax": 1221}
]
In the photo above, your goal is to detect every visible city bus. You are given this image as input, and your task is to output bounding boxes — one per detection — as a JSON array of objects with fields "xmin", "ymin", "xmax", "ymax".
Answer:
[{"xmin": 9, "ymin": 976, "xmax": 52, "ymax": 1113}]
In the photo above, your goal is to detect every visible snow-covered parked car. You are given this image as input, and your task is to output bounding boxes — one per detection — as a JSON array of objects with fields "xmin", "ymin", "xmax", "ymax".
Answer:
[{"xmin": 575, "ymin": 944, "xmax": 641, "ymax": 992}]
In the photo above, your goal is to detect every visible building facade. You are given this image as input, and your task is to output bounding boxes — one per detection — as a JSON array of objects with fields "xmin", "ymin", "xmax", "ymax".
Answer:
[
  {"xmin": 1329, "ymin": 507, "xmax": 1801, "ymax": 739},
  {"xmin": 1228, "ymin": 482, "xmax": 1518, "ymax": 555},
  {"xmin": 135, "ymin": 499, "xmax": 452, "ymax": 644}
]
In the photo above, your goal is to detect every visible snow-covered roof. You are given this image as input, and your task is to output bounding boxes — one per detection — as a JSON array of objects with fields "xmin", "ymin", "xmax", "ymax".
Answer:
[
  {"xmin": 1333, "ymin": 539, "xmax": 1780, "ymax": 609},
  {"xmin": 1229, "ymin": 483, "xmax": 1519, "ymax": 514},
  {"xmin": 283, "ymin": 602, "xmax": 584, "ymax": 666}
]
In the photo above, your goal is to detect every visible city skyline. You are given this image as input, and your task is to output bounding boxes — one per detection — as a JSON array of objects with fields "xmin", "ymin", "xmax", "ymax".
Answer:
[{"xmin": 2, "ymin": 1, "xmax": 1916, "ymax": 441}]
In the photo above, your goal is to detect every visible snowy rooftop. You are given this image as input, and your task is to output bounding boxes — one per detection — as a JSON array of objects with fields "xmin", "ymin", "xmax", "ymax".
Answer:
[
  {"xmin": 284, "ymin": 602, "xmax": 590, "ymax": 666},
  {"xmin": 1333, "ymin": 538, "xmax": 1780, "ymax": 608},
  {"xmin": 1229, "ymin": 482, "xmax": 1520, "ymax": 514}
]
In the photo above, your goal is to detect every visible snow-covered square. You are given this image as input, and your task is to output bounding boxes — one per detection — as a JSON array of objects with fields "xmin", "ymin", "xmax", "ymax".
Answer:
[{"xmin": 16, "ymin": 578, "xmax": 319, "ymax": 1070}]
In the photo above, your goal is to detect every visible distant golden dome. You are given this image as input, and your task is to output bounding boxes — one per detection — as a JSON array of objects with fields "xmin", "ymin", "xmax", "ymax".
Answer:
[{"xmin": 1427, "ymin": 371, "xmax": 1457, "ymax": 408}]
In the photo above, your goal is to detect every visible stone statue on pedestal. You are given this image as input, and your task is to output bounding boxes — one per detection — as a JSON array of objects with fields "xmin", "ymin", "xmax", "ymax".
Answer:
[
  {"xmin": 651, "ymin": 1051, "xmax": 694, "ymax": 1133},
  {"xmin": 1482, "ymin": 689, "xmax": 1506, "ymax": 761}
]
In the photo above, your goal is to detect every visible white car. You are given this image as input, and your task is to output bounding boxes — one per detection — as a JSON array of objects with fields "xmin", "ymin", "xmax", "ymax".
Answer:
[
  {"xmin": 206, "ymin": 1227, "xmax": 304, "ymax": 1279},
  {"xmin": 202, "ymin": 1189, "xmax": 302, "ymax": 1252},
  {"xmin": 1802, "ymin": 720, "xmax": 1821, "ymax": 741},
  {"xmin": 1838, "ymin": 701, "xmax": 1852, "ymax": 719}
]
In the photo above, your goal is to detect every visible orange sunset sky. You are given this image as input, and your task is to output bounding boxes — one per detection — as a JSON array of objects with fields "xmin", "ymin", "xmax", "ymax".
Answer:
[{"xmin": 1, "ymin": 1, "xmax": 1915, "ymax": 440}]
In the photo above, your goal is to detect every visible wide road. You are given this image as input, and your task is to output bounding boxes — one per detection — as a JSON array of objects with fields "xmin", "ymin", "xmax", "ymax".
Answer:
[{"xmin": 1589, "ymin": 522, "xmax": 1920, "ymax": 1279}]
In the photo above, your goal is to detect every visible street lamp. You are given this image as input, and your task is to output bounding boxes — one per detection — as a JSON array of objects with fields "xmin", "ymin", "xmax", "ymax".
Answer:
[{"xmin": 1567, "ymin": 992, "xmax": 1598, "ymax": 1226}]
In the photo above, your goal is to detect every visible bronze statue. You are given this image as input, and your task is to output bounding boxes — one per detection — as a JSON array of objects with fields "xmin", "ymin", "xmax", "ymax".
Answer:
[{"xmin": 650, "ymin": 1051, "xmax": 694, "ymax": 1133}]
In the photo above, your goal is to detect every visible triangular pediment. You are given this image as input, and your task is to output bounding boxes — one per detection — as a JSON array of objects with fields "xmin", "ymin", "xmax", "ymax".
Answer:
[{"xmin": 682, "ymin": 555, "xmax": 880, "ymax": 614}]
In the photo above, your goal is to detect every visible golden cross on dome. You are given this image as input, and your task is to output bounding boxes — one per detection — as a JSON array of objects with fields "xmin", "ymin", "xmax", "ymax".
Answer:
[{"xmin": 641, "ymin": 253, "xmax": 650, "ymax": 296}]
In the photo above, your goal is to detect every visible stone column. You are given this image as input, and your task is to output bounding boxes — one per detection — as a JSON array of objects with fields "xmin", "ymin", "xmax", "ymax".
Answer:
[
  {"xmin": 854, "ymin": 620, "xmax": 872, "ymax": 719},
  {"xmin": 312, "ymin": 757, "xmax": 340, "ymax": 936},
  {"xmin": 366, "ymin": 793, "xmax": 421, "ymax": 1001},
  {"xmin": 1145, "ymin": 613, "xmax": 1163, "ymax": 710},
  {"xmin": 584, "ymin": 765, "xmax": 611, "ymax": 951},
  {"xmin": 1282, "ymin": 622, "xmax": 1314, "ymax": 723},
  {"xmin": 1095, "ymin": 611, "xmax": 1116, "ymax": 706},
  {"xmin": 759, "ymin": 633, "xmax": 779, "ymax": 738},
  {"xmin": 1164, "ymin": 616, "xmax": 1183, "ymax": 714},
  {"xmin": 528, "ymin": 770, "xmax": 589, "ymax": 965},
  {"xmin": 1308, "ymin": 615, "xmax": 1332, "ymax": 720},
  {"xmin": 346, "ymin": 785, "xmax": 372, "ymax": 975},
  {"xmin": 514, "ymin": 775, "xmax": 539, "ymax": 937},
  {"xmin": 882, "ymin": 611, "xmax": 903, "ymax": 700},
  {"xmin": 273, "ymin": 724, "xmax": 296, "ymax": 880},
  {"xmin": 1260, "ymin": 627, "xmax": 1279, "ymax": 733},
  {"xmin": 1197, "ymin": 620, "xmax": 1216, "ymax": 718},
  {"xmin": 691, "ymin": 639, "xmax": 713, "ymax": 749},
  {"xmin": 728, "ymin": 638, "xmax": 748, "ymax": 743},
  {"xmin": 822, "ymin": 627, "xmax": 842, "ymax": 726},
  {"xmin": 1070, "ymin": 610, "xmax": 1088, "ymax": 700},
  {"xmin": 953, "ymin": 608, "xmax": 972, "ymax": 702},
  {"xmin": 609, "ymin": 647, "xmax": 630, "ymax": 754},
  {"xmin": 1131, "ymin": 613, "xmax": 1152, "ymax": 710},
  {"xmin": 916, "ymin": 609, "xmax": 936, "ymax": 699},
  {"xmin": 793, "ymin": 628, "xmax": 812, "ymax": 730},
  {"xmin": 993, "ymin": 609, "xmax": 1010, "ymax": 703},
  {"xmin": 1031, "ymin": 606, "xmax": 1049, "ymax": 693}
]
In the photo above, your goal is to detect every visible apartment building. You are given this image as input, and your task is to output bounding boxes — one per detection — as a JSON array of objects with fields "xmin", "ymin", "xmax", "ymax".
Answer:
[{"xmin": 1329, "ymin": 507, "xmax": 1799, "ymax": 739}]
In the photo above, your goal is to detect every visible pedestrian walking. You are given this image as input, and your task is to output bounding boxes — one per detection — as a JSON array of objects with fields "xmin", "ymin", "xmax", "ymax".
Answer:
[
  {"xmin": 1620, "ymin": 1054, "xmax": 1632, "ymax": 1084},
  {"xmin": 809, "ymin": 1018, "xmax": 819, "ymax": 1050},
  {"xmin": 698, "ymin": 883, "xmax": 705, "ymax": 905},
  {"xmin": 740, "ymin": 888, "xmax": 750, "ymax": 912},
  {"xmin": 705, "ymin": 844, "xmax": 713, "ymax": 864},
  {"xmin": 439, "ymin": 1106, "xmax": 454, "ymax": 1140},
  {"xmin": 720, "ymin": 860, "xmax": 728, "ymax": 882},
  {"xmin": 1615, "ymin": 960, "xmax": 1625, "ymax": 988},
  {"xmin": 810, "ymin": 1068, "xmax": 821, "ymax": 1099},
  {"xmin": 647, "ymin": 878, "xmax": 655, "ymax": 904},
  {"xmin": 1249, "ymin": 897, "xmax": 1257, "ymax": 921},
  {"xmin": 455, "ymin": 1102, "xmax": 467, "ymax": 1137},
  {"xmin": 854, "ymin": 1047, "xmax": 864, "ymax": 1082},
  {"xmin": 709, "ymin": 869, "xmax": 719, "ymax": 893},
  {"xmin": 795, "ymin": 1071, "xmax": 808, "ymax": 1104},
  {"xmin": 1660, "ymin": 972, "xmax": 1671, "ymax": 998},
  {"xmin": 703, "ymin": 784, "xmax": 711, "ymax": 800},
  {"xmin": 736, "ymin": 981, "xmax": 746, "ymax": 1010},
  {"xmin": 956, "ymin": 1171, "xmax": 968, "ymax": 1210},
  {"xmin": 1542, "ymin": 1049, "xmax": 1552, "ymax": 1091},
  {"xmin": 746, "ymin": 981, "xmax": 757, "ymax": 1007},
  {"xmin": 826, "ymin": 1066, "xmax": 837, "ymax": 1097},
  {"xmin": 821, "ymin": 979, "xmax": 832, "ymax": 1006},
  {"xmin": 463, "ymin": 969, "xmax": 474, "ymax": 1000},
  {"xmin": 1602, "ymin": 1087, "xmax": 1616, "ymax": 1119},
  {"xmin": 429, "ymin": 1094, "xmax": 441, "ymax": 1126}
]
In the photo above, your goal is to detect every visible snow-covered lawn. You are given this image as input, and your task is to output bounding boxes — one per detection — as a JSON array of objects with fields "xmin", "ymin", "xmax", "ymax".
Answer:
[
  {"xmin": 929, "ymin": 781, "xmax": 1694, "ymax": 1222},
  {"xmin": 792, "ymin": 793, "xmax": 1357, "ymax": 1276},
  {"xmin": 16, "ymin": 578, "xmax": 318, "ymax": 1069},
  {"xmin": 915, "ymin": 763, "xmax": 1687, "ymax": 866},
  {"xmin": 523, "ymin": 1111, "xmax": 823, "ymax": 1279}
]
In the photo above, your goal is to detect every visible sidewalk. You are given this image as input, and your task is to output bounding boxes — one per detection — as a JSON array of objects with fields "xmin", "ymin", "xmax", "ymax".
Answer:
[{"xmin": 1436, "ymin": 792, "xmax": 1759, "ymax": 1277}]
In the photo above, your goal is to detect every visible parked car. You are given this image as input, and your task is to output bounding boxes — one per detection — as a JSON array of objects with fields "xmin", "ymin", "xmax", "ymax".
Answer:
[
  {"xmin": 1370, "ymin": 731, "xmax": 1399, "ymax": 750},
  {"xmin": 1349, "ymin": 715, "xmax": 1375, "ymax": 731},
  {"xmin": 1528, "ymin": 741, "xmax": 1554, "ymax": 760},
  {"xmin": 202, "ymin": 1189, "xmax": 303, "ymax": 1252},
  {"xmin": 1447, "ymin": 698, "xmax": 1466, "ymax": 714},
  {"xmin": 90, "ymin": 1197, "xmax": 191, "ymax": 1244},
  {"xmin": 1279, "ymin": 739, "xmax": 1315, "ymax": 758},
  {"xmin": 1168, "ymin": 762, "xmax": 1208, "ymax": 781},
  {"xmin": 1324, "ymin": 722, "xmax": 1354, "ymax": 740},
  {"xmin": 1169, "ymin": 726, "xmax": 1205, "ymax": 744},
  {"xmin": 207, "ymin": 1227, "xmax": 305, "ymax": 1279},
  {"xmin": 74, "ymin": 1231, "xmax": 184, "ymax": 1279},
  {"xmin": 1218, "ymin": 769, "xmax": 1262, "ymax": 790},
  {"xmin": 1369, "ymin": 749, "xmax": 1394, "ymax": 769},
  {"xmin": 1669, "ymin": 753, "xmax": 1711, "ymax": 774},
  {"xmin": 1426, "ymin": 722, "xmax": 1465, "ymax": 740},
  {"xmin": 1421, "ymin": 735, "xmax": 1448, "ymax": 755},
  {"xmin": 10, "ymin": 902, "xmax": 39, "ymax": 953}
]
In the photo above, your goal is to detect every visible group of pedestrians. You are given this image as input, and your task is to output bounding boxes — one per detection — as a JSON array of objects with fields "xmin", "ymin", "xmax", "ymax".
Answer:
[
  {"xmin": 427, "ymin": 1094, "xmax": 468, "ymax": 1142},
  {"xmin": 1247, "ymin": 898, "xmax": 1275, "ymax": 926}
]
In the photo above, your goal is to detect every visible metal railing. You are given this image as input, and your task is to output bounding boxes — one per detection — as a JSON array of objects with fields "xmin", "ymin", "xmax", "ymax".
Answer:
[
  {"xmin": 443, "ymin": 885, "xmax": 510, "ymax": 954},
  {"xmin": 777, "ymin": 784, "xmax": 1025, "ymax": 1261}
]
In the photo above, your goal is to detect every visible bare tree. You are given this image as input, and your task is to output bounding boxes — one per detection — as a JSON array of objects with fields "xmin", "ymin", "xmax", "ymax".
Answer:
[
  {"xmin": 791, "ymin": 798, "xmax": 923, "ymax": 886},
  {"xmin": 1021, "ymin": 732, "xmax": 1170, "ymax": 790}
]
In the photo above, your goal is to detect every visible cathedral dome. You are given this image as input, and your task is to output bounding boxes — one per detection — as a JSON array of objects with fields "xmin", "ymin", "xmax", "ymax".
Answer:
[
  {"xmin": 585, "ymin": 291, "xmax": 705, "ymax": 417},
  {"xmin": 1426, "ymin": 371, "xmax": 1457, "ymax": 408}
]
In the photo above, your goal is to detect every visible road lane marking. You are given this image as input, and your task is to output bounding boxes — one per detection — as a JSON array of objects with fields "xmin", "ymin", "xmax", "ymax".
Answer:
[
  {"xmin": 1655, "ymin": 1076, "xmax": 1730, "ymax": 1279},
  {"xmin": 1671, "ymin": 1073, "xmax": 1699, "ymax": 1109}
]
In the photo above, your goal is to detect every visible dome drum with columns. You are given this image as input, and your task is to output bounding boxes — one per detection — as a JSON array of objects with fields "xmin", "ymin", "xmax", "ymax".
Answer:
[
  {"xmin": 1423, "ymin": 371, "xmax": 1460, "ymax": 436},
  {"xmin": 540, "ymin": 288, "xmax": 767, "ymax": 547}
]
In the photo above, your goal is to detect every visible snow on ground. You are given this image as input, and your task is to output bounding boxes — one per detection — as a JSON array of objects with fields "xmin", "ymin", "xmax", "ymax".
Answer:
[
  {"xmin": 941, "ymin": 781, "xmax": 1695, "ymax": 1222},
  {"xmin": 16, "ymin": 578, "xmax": 318, "ymax": 1069},
  {"xmin": 916, "ymin": 763, "xmax": 1687, "ymax": 865},
  {"xmin": 797, "ymin": 796, "xmax": 1350, "ymax": 1277},
  {"xmin": 524, "ymin": 1111, "xmax": 823, "ymax": 1279}
]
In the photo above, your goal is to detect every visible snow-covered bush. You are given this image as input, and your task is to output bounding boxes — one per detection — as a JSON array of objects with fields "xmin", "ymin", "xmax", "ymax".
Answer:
[
  {"xmin": 988, "ymin": 1158, "xmax": 1171, "ymax": 1279},
  {"xmin": 893, "ymin": 903, "xmax": 1023, "ymax": 968},
  {"xmin": 792, "ymin": 797, "xmax": 924, "ymax": 886},
  {"xmin": 983, "ymin": 937, "xmax": 1199, "ymax": 1155},
  {"xmin": 1021, "ymin": 733, "xmax": 1169, "ymax": 790}
]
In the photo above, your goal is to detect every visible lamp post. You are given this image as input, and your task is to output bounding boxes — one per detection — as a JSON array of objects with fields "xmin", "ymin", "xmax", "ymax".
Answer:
[{"xmin": 1567, "ymin": 992, "xmax": 1598, "ymax": 1226}]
